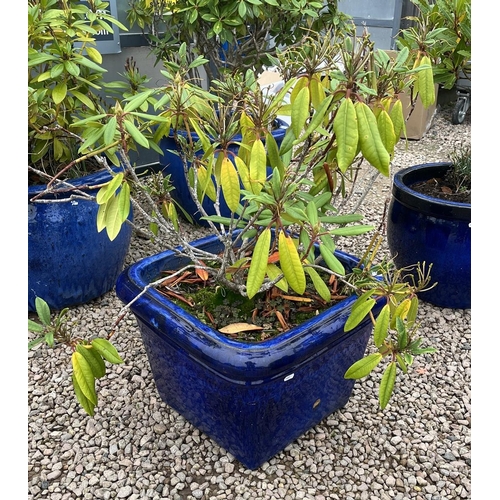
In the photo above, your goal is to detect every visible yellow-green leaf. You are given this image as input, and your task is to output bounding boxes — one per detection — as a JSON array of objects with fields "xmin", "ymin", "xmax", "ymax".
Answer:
[
  {"xmin": 221, "ymin": 157, "xmax": 241, "ymax": 213},
  {"xmin": 247, "ymin": 228, "xmax": 271, "ymax": 299},
  {"xmin": 91, "ymin": 338, "xmax": 123, "ymax": 364},
  {"xmin": 305, "ymin": 267, "xmax": 331, "ymax": 302},
  {"xmin": 344, "ymin": 352, "xmax": 383, "ymax": 379},
  {"xmin": 103, "ymin": 116, "xmax": 117, "ymax": 145},
  {"xmin": 249, "ymin": 140, "xmax": 267, "ymax": 194},
  {"xmin": 334, "ymin": 98, "xmax": 359, "ymax": 172},
  {"xmin": 377, "ymin": 109, "xmax": 396, "ymax": 158},
  {"xmin": 278, "ymin": 232, "xmax": 306, "ymax": 295},
  {"xmin": 52, "ymin": 81, "xmax": 67, "ymax": 105},
  {"xmin": 355, "ymin": 102, "xmax": 390, "ymax": 176},
  {"xmin": 389, "ymin": 99, "xmax": 405, "ymax": 141},
  {"xmin": 197, "ymin": 165, "xmax": 216, "ymax": 202},
  {"xmin": 379, "ymin": 361, "xmax": 397, "ymax": 409},
  {"xmin": 72, "ymin": 372, "xmax": 95, "ymax": 416},
  {"xmin": 266, "ymin": 263, "xmax": 288, "ymax": 292},
  {"xmin": 124, "ymin": 119, "xmax": 149, "ymax": 148},
  {"xmin": 96, "ymin": 172, "xmax": 123, "ymax": 205},
  {"xmin": 344, "ymin": 297, "xmax": 376, "ymax": 332},
  {"xmin": 417, "ymin": 56, "xmax": 435, "ymax": 108},
  {"xmin": 71, "ymin": 352, "xmax": 97, "ymax": 405},
  {"xmin": 373, "ymin": 304, "xmax": 390, "ymax": 347},
  {"xmin": 291, "ymin": 86, "xmax": 310, "ymax": 138},
  {"xmin": 390, "ymin": 298, "xmax": 412, "ymax": 329},
  {"xmin": 76, "ymin": 344, "xmax": 106, "ymax": 379}
]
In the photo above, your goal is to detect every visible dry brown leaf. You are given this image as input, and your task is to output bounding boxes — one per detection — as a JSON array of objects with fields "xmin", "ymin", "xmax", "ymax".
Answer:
[{"xmin": 219, "ymin": 323, "xmax": 264, "ymax": 334}]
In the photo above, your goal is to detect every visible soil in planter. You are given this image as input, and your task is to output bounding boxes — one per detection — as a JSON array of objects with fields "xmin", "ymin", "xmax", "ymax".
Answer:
[
  {"xmin": 410, "ymin": 166, "xmax": 471, "ymax": 204},
  {"xmin": 156, "ymin": 269, "xmax": 353, "ymax": 342}
]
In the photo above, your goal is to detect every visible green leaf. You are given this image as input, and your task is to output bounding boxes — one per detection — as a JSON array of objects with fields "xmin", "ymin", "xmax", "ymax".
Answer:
[
  {"xmin": 379, "ymin": 362, "xmax": 397, "ymax": 409},
  {"xmin": 103, "ymin": 116, "xmax": 117, "ymax": 145},
  {"xmin": 28, "ymin": 320, "xmax": 44, "ymax": 333},
  {"xmin": 305, "ymin": 267, "xmax": 331, "ymax": 302},
  {"xmin": 344, "ymin": 297, "xmax": 376, "ymax": 332},
  {"xmin": 220, "ymin": 157, "xmax": 240, "ymax": 213},
  {"xmin": 52, "ymin": 81, "xmax": 67, "ymax": 105},
  {"xmin": 330, "ymin": 225, "xmax": 374, "ymax": 236},
  {"xmin": 334, "ymin": 98, "xmax": 359, "ymax": 172},
  {"xmin": 34, "ymin": 297, "xmax": 51, "ymax": 325},
  {"xmin": 72, "ymin": 372, "xmax": 96, "ymax": 416},
  {"xmin": 124, "ymin": 119, "xmax": 150, "ymax": 148},
  {"xmin": 247, "ymin": 228, "xmax": 271, "ymax": 299},
  {"xmin": 266, "ymin": 263, "xmax": 288, "ymax": 292},
  {"xmin": 96, "ymin": 173, "xmax": 123, "ymax": 205},
  {"xmin": 71, "ymin": 352, "xmax": 97, "ymax": 405},
  {"xmin": 249, "ymin": 140, "xmax": 267, "ymax": 194},
  {"xmin": 291, "ymin": 86, "xmax": 310, "ymax": 138},
  {"xmin": 91, "ymin": 338, "xmax": 124, "ymax": 364},
  {"xmin": 278, "ymin": 232, "xmax": 306, "ymax": 295},
  {"xmin": 76, "ymin": 344, "xmax": 106, "ymax": 379},
  {"xmin": 373, "ymin": 304, "xmax": 390, "ymax": 347},
  {"xmin": 319, "ymin": 236, "xmax": 345, "ymax": 275},
  {"xmin": 344, "ymin": 352, "xmax": 383, "ymax": 379}
]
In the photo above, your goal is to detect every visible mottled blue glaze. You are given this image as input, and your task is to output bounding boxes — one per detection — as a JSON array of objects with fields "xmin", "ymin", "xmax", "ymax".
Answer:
[
  {"xmin": 158, "ymin": 119, "xmax": 288, "ymax": 225},
  {"xmin": 387, "ymin": 162, "xmax": 471, "ymax": 309},
  {"xmin": 116, "ymin": 234, "xmax": 381, "ymax": 469},
  {"xmin": 28, "ymin": 168, "xmax": 133, "ymax": 311}
]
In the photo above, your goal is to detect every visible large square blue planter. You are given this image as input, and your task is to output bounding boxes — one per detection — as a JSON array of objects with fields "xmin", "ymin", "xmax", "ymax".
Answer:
[
  {"xmin": 116, "ymin": 234, "xmax": 381, "ymax": 469},
  {"xmin": 28, "ymin": 168, "xmax": 133, "ymax": 311}
]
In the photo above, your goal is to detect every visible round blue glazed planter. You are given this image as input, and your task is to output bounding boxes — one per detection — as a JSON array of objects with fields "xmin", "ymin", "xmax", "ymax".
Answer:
[
  {"xmin": 28, "ymin": 168, "xmax": 133, "ymax": 312},
  {"xmin": 158, "ymin": 118, "xmax": 288, "ymax": 225},
  {"xmin": 387, "ymin": 162, "xmax": 471, "ymax": 309},
  {"xmin": 116, "ymin": 234, "xmax": 382, "ymax": 469}
]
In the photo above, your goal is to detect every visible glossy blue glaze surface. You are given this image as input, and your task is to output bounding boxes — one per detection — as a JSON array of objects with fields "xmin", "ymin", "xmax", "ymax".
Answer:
[
  {"xmin": 116, "ymin": 234, "xmax": 381, "ymax": 469},
  {"xmin": 28, "ymin": 168, "xmax": 133, "ymax": 311},
  {"xmin": 387, "ymin": 162, "xmax": 471, "ymax": 309},
  {"xmin": 158, "ymin": 119, "xmax": 288, "ymax": 225}
]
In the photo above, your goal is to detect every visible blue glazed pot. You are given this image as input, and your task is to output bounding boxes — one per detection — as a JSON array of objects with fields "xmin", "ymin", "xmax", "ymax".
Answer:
[
  {"xmin": 387, "ymin": 162, "xmax": 471, "ymax": 309},
  {"xmin": 158, "ymin": 118, "xmax": 288, "ymax": 225},
  {"xmin": 116, "ymin": 234, "xmax": 381, "ymax": 469},
  {"xmin": 28, "ymin": 168, "xmax": 133, "ymax": 311}
]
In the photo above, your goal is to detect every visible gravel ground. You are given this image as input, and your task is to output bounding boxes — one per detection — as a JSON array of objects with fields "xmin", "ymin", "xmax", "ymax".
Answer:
[{"xmin": 28, "ymin": 101, "xmax": 472, "ymax": 500}]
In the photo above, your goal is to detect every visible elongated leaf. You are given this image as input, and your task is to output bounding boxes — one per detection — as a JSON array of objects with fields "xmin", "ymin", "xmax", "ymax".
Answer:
[
  {"xmin": 344, "ymin": 297, "xmax": 376, "ymax": 332},
  {"xmin": 389, "ymin": 99, "xmax": 405, "ymax": 141},
  {"xmin": 309, "ymin": 75, "xmax": 326, "ymax": 110},
  {"xmin": 96, "ymin": 173, "xmax": 123, "ymax": 205},
  {"xmin": 319, "ymin": 236, "xmax": 345, "ymax": 275},
  {"xmin": 76, "ymin": 344, "xmax": 106, "ymax": 379},
  {"xmin": 103, "ymin": 116, "xmax": 117, "ymax": 145},
  {"xmin": 374, "ymin": 304, "xmax": 390, "ymax": 347},
  {"xmin": 330, "ymin": 225, "xmax": 374, "ymax": 236},
  {"xmin": 247, "ymin": 228, "xmax": 271, "ymax": 299},
  {"xmin": 266, "ymin": 263, "xmax": 288, "ymax": 292},
  {"xmin": 72, "ymin": 352, "xmax": 97, "ymax": 404},
  {"xmin": 377, "ymin": 109, "xmax": 396, "ymax": 158},
  {"xmin": 52, "ymin": 81, "xmax": 67, "ymax": 105},
  {"xmin": 28, "ymin": 320, "xmax": 44, "ymax": 333},
  {"xmin": 379, "ymin": 362, "xmax": 397, "ymax": 409},
  {"xmin": 249, "ymin": 140, "xmax": 267, "ymax": 194},
  {"xmin": 305, "ymin": 200, "xmax": 318, "ymax": 226},
  {"xmin": 278, "ymin": 232, "xmax": 306, "ymax": 295},
  {"xmin": 124, "ymin": 119, "xmax": 149, "ymax": 148},
  {"xmin": 344, "ymin": 352, "xmax": 383, "ymax": 379},
  {"xmin": 355, "ymin": 102, "xmax": 390, "ymax": 176},
  {"xmin": 417, "ymin": 56, "xmax": 435, "ymax": 108},
  {"xmin": 291, "ymin": 86, "xmax": 310, "ymax": 138},
  {"xmin": 305, "ymin": 267, "xmax": 331, "ymax": 302},
  {"xmin": 220, "ymin": 157, "xmax": 240, "ymax": 212},
  {"xmin": 390, "ymin": 298, "xmax": 411, "ymax": 329},
  {"xmin": 334, "ymin": 98, "xmax": 359, "ymax": 172},
  {"xmin": 72, "ymin": 372, "xmax": 95, "ymax": 416},
  {"xmin": 91, "ymin": 338, "xmax": 123, "ymax": 364},
  {"xmin": 34, "ymin": 297, "xmax": 51, "ymax": 325}
]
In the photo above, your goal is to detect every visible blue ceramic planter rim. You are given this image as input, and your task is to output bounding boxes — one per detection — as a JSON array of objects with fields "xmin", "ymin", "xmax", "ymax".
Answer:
[
  {"xmin": 392, "ymin": 162, "xmax": 471, "ymax": 221},
  {"xmin": 29, "ymin": 166, "xmax": 124, "ymax": 200},
  {"xmin": 116, "ymin": 233, "xmax": 381, "ymax": 382}
]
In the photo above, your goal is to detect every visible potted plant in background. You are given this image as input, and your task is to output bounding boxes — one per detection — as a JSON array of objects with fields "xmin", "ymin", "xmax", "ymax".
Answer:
[
  {"xmin": 28, "ymin": 0, "xmax": 134, "ymax": 311},
  {"xmin": 126, "ymin": 0, "xmax": 351, "ymax": 85},
  {"xmin": 387, "ymin": 145, "xmax": 471, "ymax": 309},
  {"xmin": 29, "ymin": 12, "xmax": 439, "ymax": 470}
]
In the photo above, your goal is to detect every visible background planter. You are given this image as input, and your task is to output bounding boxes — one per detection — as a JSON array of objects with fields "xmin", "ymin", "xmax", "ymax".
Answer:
[
  {"xmin": 158, "ymin": 119, "xmax": 288, "ymax": 225},
  {"xmin": 116, "ymin": 234, "xmax": 381, "ymax": 469},
  {"xmin": 28, "ymin": 168, "xmax": 133, "ymax": 312},
  {"xmin": 387, "ymin": 162, "xmax": 471, "ymax": 309}
]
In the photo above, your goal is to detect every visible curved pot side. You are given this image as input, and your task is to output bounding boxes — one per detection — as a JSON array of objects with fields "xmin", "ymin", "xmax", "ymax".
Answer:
[
  {"xmin": 158, "ymin": 119, "xmax": 289, "ymax": 225},
  {"xmin": 28, "ymin": 169, "xmax": 133, "ymax": 311},
  {"xmin": 387, "ymin": 163, "xmax": 471, "ymax": 309},
  {"xmin": 115, "ymin": 233, "xmax": 381, "ymax": 469}
]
